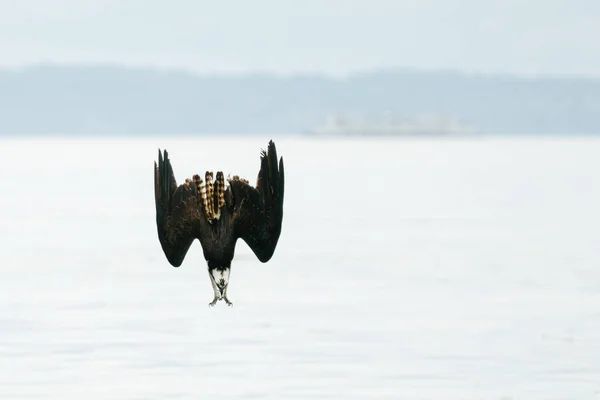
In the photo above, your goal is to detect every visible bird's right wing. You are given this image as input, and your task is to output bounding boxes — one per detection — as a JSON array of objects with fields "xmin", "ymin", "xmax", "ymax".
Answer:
[
  {"xmin": 229, "ymin": 140, "xmax": 285, "ymax": 263},
  {"xmin": 154, "ymin": 149, "xmax": 205, "ymax": 267}
]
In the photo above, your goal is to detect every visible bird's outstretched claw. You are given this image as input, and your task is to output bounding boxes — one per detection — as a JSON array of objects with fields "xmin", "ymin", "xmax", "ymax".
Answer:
[
  {"xmin": 208, "ymin": 297, "xmax": 218, "ymax": 307},
  {"xmin": 224, "ymin": 297, "xmax": 233, "ymax": 307}
]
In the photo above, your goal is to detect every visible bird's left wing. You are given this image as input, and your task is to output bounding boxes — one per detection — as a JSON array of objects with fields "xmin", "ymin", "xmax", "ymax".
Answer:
[{"xmin": 154, "ymin": 149, "xmax": 205, "ymax": 267}]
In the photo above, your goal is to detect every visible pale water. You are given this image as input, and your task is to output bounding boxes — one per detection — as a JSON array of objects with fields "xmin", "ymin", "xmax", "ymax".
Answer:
[{"xmin": 0, "ymin": 136, "xmax": 599, "ymax": 399}]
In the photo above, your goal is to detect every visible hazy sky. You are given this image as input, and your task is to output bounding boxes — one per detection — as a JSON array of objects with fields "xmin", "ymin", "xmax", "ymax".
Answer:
[{"xmin": 0, "ymin": 0, "xmax": 598, "ymax": 77}]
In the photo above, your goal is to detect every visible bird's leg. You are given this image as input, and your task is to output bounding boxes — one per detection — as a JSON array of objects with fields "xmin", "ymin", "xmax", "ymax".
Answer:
[
  {"xmin": 208, "ymin": 270, "xmax": 221, "ymax": 307},
  {"xmin": 222, "ymin": 286, "xmax": 233, "ymax": 307}
]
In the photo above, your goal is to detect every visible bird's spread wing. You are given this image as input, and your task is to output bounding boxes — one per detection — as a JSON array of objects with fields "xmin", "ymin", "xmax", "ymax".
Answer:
[
  {"xmin": 228, "ymin": 140, "xmax": 285, "ymax": 263},
  {"xmin": 154, "ymin": 149, "xmax": 205, "ymax": 267}
]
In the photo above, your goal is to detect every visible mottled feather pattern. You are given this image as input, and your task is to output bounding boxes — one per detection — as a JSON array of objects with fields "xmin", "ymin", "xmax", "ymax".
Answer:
[
  {"xmin": 214, "ymin": 171, "xmax": 225, "ymax": 220},
  {"xmin": 205, "ymin": 171, "xmax": 214, "ymax": 220},
  {"xmin": 193, "ymin": 174, "xmax": 203, "ymax": 192},
  {"xmin": 172, "ymin": 170, "xmax": 228, "ymax": 222},
  {"xmin": 229, "ymin": 175, "xmax": 250, "ymax": 185},
  {"xmin": 198, "ymin": 174, "xmax": 208, "ymax": 215}
]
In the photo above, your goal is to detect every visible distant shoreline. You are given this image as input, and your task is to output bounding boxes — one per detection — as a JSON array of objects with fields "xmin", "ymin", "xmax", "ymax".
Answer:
[{"xmin": 2, "ymin": 65, "xmax": 599, "ymax": 135}]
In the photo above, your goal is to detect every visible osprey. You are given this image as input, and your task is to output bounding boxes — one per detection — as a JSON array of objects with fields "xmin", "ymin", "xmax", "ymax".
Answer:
[{"xmin": 154, "ymin": 140, "xmax": 284, "ymax": 307}]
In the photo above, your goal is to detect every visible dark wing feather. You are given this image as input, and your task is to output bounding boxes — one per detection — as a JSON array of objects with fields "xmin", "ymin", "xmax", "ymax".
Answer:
[
  {"xmin": 229, "ymin": 140, "xmax": 285, "ymax": 263},
  {"xmin": 154, "ymin": 149, "xmax": 204, "ymax": 267}
]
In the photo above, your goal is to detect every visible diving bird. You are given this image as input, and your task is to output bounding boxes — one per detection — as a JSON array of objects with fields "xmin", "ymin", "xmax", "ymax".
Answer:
[{"xmin": 154, "ymin": 140, "xmax": 284, "ymax": 307}]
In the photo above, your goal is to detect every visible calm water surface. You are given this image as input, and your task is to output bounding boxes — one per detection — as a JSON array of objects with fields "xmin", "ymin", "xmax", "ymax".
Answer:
[{"xmin": 0, "ymin": 136, "xmax": 599, "ymax": 399}]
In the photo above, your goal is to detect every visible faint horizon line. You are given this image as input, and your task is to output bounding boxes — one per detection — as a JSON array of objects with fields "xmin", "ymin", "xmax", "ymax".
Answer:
[{"xmin": 2, "ymin": 61, "xmax": 600, "ymax": 81}]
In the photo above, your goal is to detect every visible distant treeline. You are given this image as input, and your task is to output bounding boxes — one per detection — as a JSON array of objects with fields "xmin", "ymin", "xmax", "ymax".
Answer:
[{"xmin": 0, "ymin": 65, "xmax": 599, "ymax": 135}]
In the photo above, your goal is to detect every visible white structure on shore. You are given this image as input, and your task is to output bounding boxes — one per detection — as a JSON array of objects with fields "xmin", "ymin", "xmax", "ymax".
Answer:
[{"xmin": 306, "ymin": 112, "xmax": 477, "ymax": 136}]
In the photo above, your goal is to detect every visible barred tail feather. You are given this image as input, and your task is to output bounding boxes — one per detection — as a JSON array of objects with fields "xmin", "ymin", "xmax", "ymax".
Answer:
[
  {"xmin": 205, "ymin": 171, "xmax": 214, "ymax": 220},
  {"xmin": 215, "ymin": 171, "xmax": 225, "ymax": 219},
  {"xmin": 193, "ymin": 174, "xmax": 203, "ymax": 192},
  {"xmin": 216, "ymin": 171, "xmax": 225, "ymax": 210}
]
